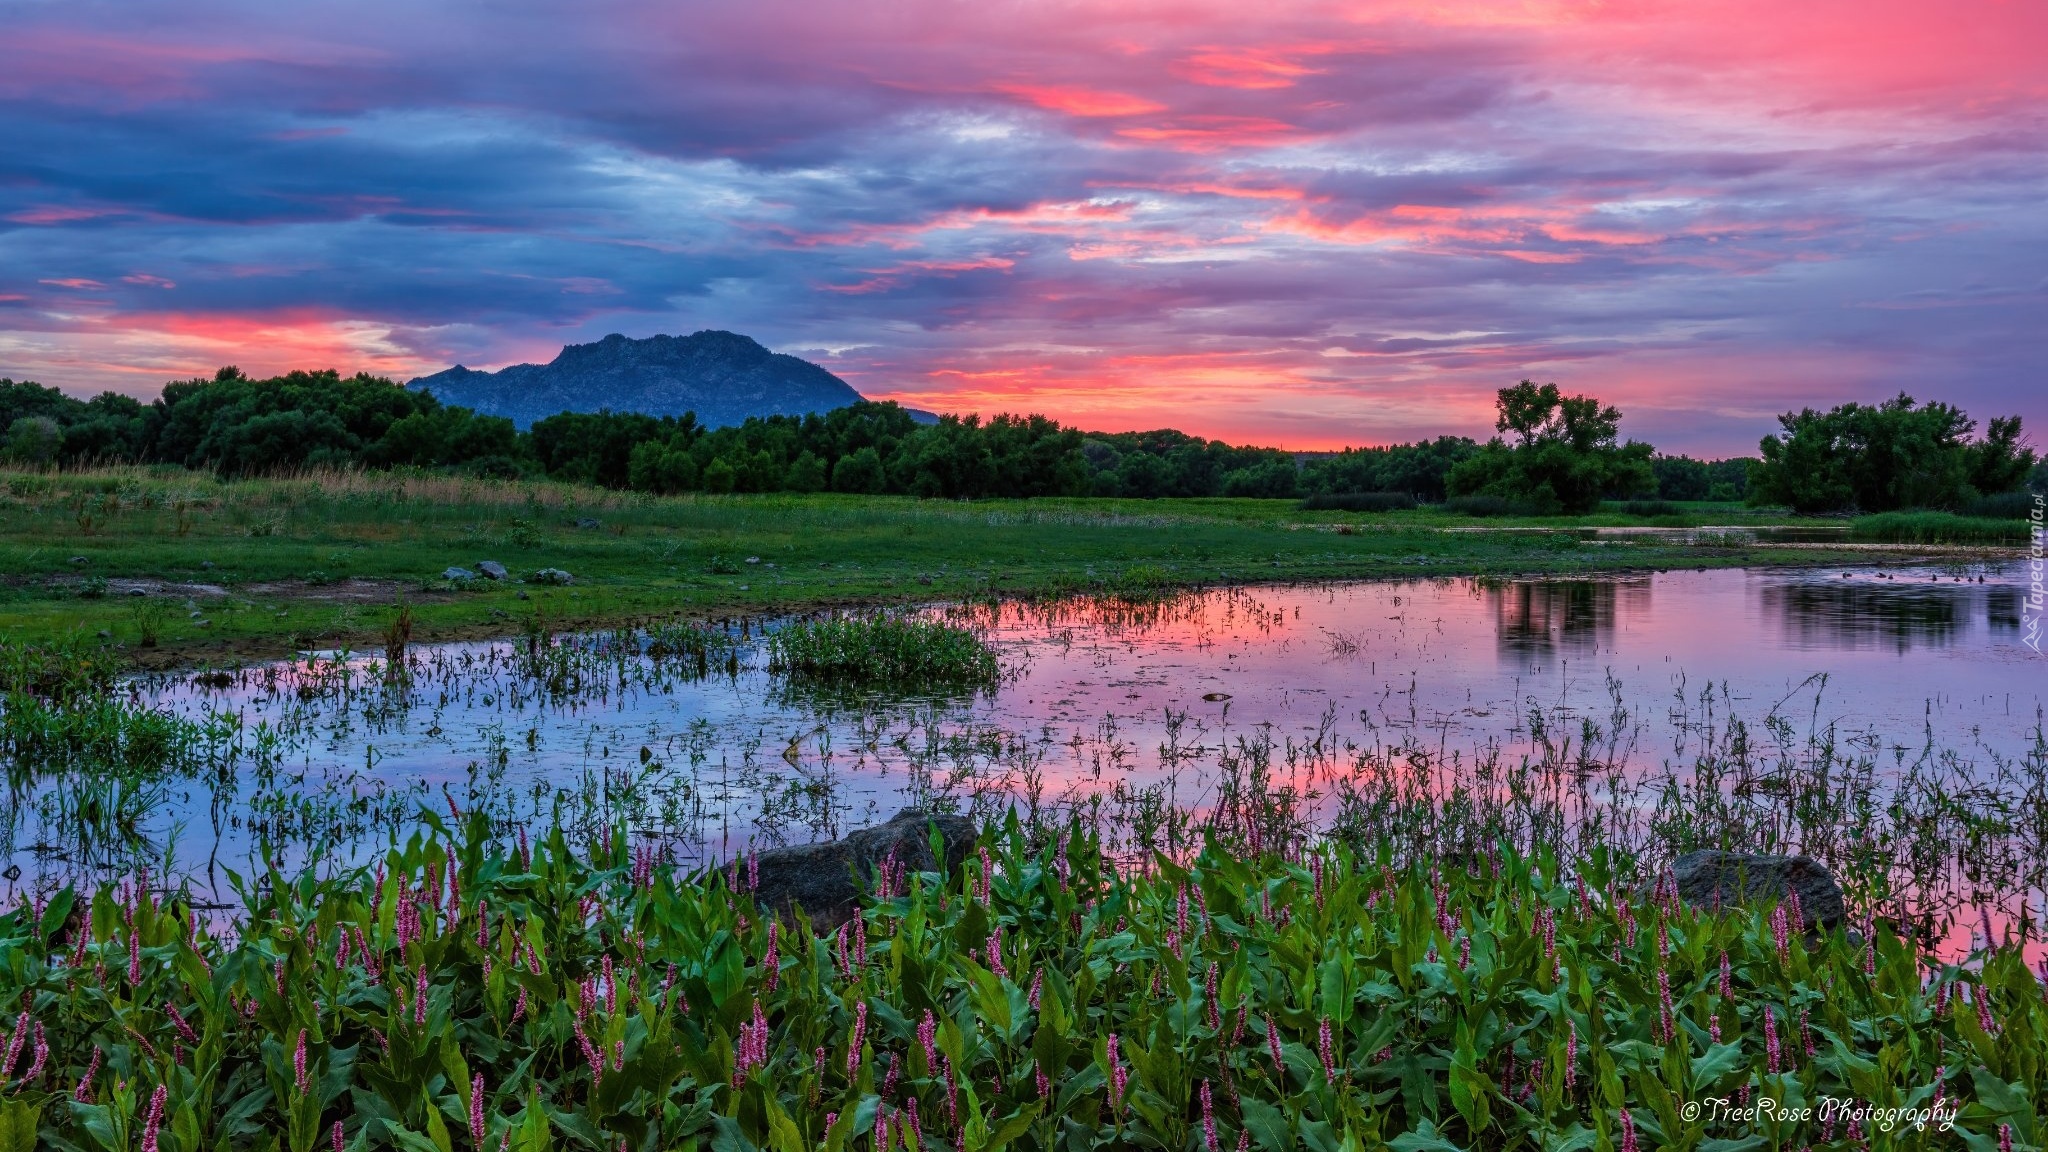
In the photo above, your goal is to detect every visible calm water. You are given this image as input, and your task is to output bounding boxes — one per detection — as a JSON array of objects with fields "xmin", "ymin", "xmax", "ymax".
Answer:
[{"xmin": 6, "ymin": 560, "xmax": 2042, "ymax": 947}]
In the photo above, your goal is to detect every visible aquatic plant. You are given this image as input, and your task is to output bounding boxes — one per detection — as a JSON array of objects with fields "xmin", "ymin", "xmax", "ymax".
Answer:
[
  {"xmin": 768, "ymin": 615, "xmax": 1000, "ymax": 691},
  {"xmin": 0, "ymin": 814, "xmax": 2039, "ymax": 1148}
]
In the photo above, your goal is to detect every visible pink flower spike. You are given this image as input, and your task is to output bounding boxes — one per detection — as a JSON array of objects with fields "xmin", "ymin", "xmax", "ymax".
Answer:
[
  {"xmin": 0, "ymin": 1012, "xmax": 25, "ymax": 1079},
  {"xmin": 140, "ymin": 1084, "xmax": 167, "ymax": 1152},
  {"xmin": 470, "ymin": 1073, "xmax": 486, "ymax": 1143},
  {"xmin": 294, "ymin": 1029, "xmax": 309, "ymax": 1093},
  {"xmin": 73, "ymin": 1046, "xmax": 102, "ymax": 1102}
]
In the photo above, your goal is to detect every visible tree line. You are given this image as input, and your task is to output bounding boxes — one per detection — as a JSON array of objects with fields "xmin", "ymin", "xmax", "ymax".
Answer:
[{"xmin": 1, "ymin": 369, "xmax": 2036, "ymax": 513}]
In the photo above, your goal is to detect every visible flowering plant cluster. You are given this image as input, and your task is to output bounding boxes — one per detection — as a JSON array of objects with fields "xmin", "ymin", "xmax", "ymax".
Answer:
[{"xmin": 0, "ymin": 813, "xmax": 2041, "ymax": 1151}]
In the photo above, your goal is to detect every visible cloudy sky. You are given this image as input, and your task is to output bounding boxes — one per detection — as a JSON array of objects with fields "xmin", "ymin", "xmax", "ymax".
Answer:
[{"xmin": 2, "ymin": 0, "xmax": 2042, "ymax": 452}]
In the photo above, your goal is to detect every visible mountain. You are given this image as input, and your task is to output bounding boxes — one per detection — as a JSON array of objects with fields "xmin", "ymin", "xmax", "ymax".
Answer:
[{"xmin": 408, "ymin": 331, "xmax": 912, "ymax": 429}]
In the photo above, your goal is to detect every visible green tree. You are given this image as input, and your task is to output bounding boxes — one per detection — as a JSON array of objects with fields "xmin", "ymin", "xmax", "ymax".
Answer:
[
  {"xmin": 830, "ymin": 446, "xmax": 885, "ymax": 494},
  {"xmin": 786, "ymin": 450, "xmax": 827, "ymax": 493},
  {"xmin": 1445, "ymin": 380, "xmax": 1654, "ymax": 513},
  {"xmin": 1749, "ymin": 393, "xmax": 2034, "ymax": 513},
  {"xmin": 4, "ymin": 416, "xmax": 63, "ymax": 466},
  {"xmin": 701, "ymin": 457, "xmax": 737, "ymax": 494}
]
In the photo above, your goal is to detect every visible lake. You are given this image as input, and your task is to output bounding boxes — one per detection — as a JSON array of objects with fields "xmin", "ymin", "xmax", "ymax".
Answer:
[{"xmin": 6, "ymin": 559, "xmax": 2041, "ymax": 955}]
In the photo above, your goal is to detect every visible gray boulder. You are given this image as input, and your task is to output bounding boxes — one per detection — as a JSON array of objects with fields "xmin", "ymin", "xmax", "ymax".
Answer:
[
  {"xmin": 749, "ymin": 807, "xmax": 975, "ymax": 928},
  {"xmin": 477, "ymin": 560, "xmax": 508, "ymax": 580},
  {"xmin": 1666, "ymin": 849, "xmax": 1844, "ymax": 930},
  {"xmin": 530, "ymin": 567, "xmax": 573, "ymax": 586},
  {"xmin": 443, "ymin": 566, "xmax": 476, "ymax": 582}
]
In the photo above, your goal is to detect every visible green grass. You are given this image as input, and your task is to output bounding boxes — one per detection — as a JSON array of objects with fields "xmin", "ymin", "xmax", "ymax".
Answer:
[
  {"xmin": 0, "ymin": 466, "xmax": 2009, "ymax": 663},
  {"xmin": 0, "ymin": 814, "xmax": 2037, "ymax": 1150},
  {"xmin": 768, "ymin": 614, "xmax": 1001, "ymax": 691},
  {"xmin": 1851, "ymin": 511, "xmax": 2035, "ymax": 545}
]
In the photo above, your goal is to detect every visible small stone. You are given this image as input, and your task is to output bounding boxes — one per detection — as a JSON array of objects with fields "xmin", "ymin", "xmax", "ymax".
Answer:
[
  {"xmin": 477, "ymin": 560, "xmax": 508, "ymax": 580},
  {"xmin": 200, "ymin": 560, "xmax": 215, "ymax": 570},
  {"xmin": 193, "ymin": 619, "xmax": 212, "ymax": 629},
  {"xmin": 443, "ymin": 566, "xmax": 476, "ymax": 582},
  {"xmin": 127, "ymin": 587, "xmax": 147, "ymax": 597},
  {"xmin": 745, "ymin": 556, "xmax": 761, "ymax": 565},
  {"xmin": 516, "ymin": 590, "xmax": 529, "ymax": 600},
  {"xmin": 575, "ymin": 517, "xmax": 601, "ymax": 529},
  {"xmin": 69, "ymin": 555, "xmax": 88, "ymax": 565},
  {"xmin": 96, "ymin": 629, "xmax": 112, "ymax": 638},
  {"xmin": 530, "ymin": 567, "xmax": 573, "ymax": 586}
]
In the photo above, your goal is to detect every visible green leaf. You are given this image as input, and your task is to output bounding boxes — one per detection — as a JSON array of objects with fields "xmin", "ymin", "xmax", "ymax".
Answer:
[
  {"xmin": 0, "ymin": 1100, "xmax": 41, "ymax": 1152},
  {"xmin": 1686, "ymin": 1043, "xmax": 1747, "ymax": 1090},
  {"xmin": 1240, "ymin": 1097, "xmax": 1294, "ymax": 1152},
  {"xmin": 423, "ymin": 1102, "xmax": 455, "ymax": 1152},
  {"xmin": 1387, "ymin": 1120, "xmax": 1466, "ymax": 1152},
  {"xmin": 1970, "ymin": 1067, "xmax": 2031, "ymax": 1122},
  {"xmin": 982, "ymin": 1103, "xmax": 1042, "ymax": 1151},
  {"xmin": 385, "ymin": 1125, "xmax": 445, "ymax": 1152}
]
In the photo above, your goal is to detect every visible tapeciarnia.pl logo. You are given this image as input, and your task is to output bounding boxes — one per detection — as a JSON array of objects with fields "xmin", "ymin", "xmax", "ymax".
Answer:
[{"xmin": 2029, "ymin": 492, "xmax": 2044, "ymax": 653}]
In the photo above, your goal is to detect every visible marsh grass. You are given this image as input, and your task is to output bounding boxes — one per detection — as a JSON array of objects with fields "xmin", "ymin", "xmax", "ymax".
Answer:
[
  {"xmin": 768, "ymin": 614, "xmax": 1000, "ymax": 691},
  {"xmin": 1964, "ymin": 491, "xmax": 2040, "ymax": 520},
  {"xmin": 1852, "ymin": 511, "xmax": 2032, "ymax": 544},
  {"xmin": 1298, "ymin": 492, "xmax": 1419, "ymax": 512}
]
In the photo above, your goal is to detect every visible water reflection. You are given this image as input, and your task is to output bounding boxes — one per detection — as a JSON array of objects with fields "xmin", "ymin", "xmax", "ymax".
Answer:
[
  {"xmin": 1757, "ymin": 575, "xmax": 1994, "ymax": 652},
  {"xmin": 1487, "ymin": 578, "xmax": 1651, "ymax": 660}
]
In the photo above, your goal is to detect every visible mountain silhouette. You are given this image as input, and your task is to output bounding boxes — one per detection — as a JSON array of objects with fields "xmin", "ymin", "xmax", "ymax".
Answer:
[{"xmin": 408, "ymin": 331, "xmax": 910, "ymax": 428}]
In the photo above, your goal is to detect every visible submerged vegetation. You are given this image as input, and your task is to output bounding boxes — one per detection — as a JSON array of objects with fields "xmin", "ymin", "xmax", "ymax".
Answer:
[{"xmin": 0, "ymin": 814, "xmax": 2041, "ymax": 1151}]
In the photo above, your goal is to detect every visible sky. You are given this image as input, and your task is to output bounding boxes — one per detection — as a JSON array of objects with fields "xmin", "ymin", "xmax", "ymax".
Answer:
[{"xmin": 1, "ymin": 0, "xmax": 2043, "ymax": 453}]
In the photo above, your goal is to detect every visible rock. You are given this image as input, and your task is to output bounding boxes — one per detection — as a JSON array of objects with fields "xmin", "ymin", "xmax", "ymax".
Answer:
[
  {"xmin": 193, "ymin": 619, "xmax": 212, "ymax": 629},
  {"xmin": 1665, "ymin": 849, "xmax": 1844, "ymax": 931},
  {"xmin": 745, "ymin": 556, "xmax": 761, "ymax": 565},
  {"xmin": 68, "ymin": 555, "xmax": 88, "ymax": 565},
  {"xmin": 443, "ymin": 566, "xmax": 477, "ymax": 582},
  {"xmin": 530, "ymin": 568, "xmax": 573, "ymax": 586},
  {"xmin": 750, "ymin": 807, "xmax": 975, "ymax": 929},
  {"xmin": 127, "ymin": 587, "xmax": 147, "ymax": 597},
  {"xmin": 200, "ymin": 560, "xmax": 215, "ymax": 570},
  {"xmin": 516, "ymin": 590, "xmax": 530, "ymax": 600},
  {"xmin": 575, "ymin": 517, "xmax": 602, "ymax": 530},
  {"xmin": 477, "ymin": 560, "xmax": 508, "ymax": 580}
]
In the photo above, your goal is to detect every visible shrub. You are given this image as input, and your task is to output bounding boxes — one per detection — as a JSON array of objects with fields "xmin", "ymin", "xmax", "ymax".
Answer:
[
  {"xmin": 1613, "ymin": 498, "xmax": 1676, "ymax": 517},
  {"xmin": 1298, "ymin": 492, "xmax": 1417, "ymax": 512}
]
